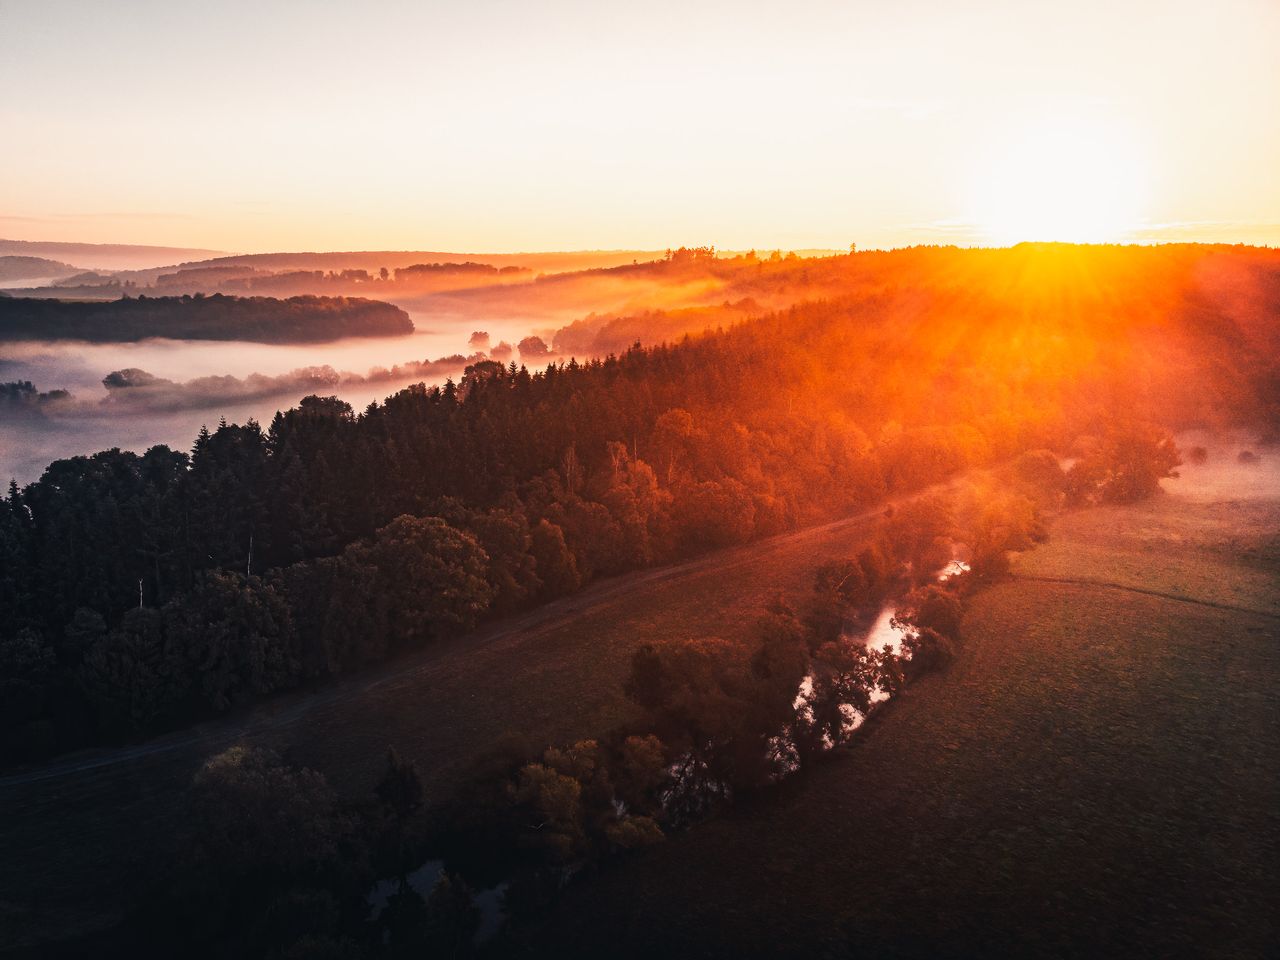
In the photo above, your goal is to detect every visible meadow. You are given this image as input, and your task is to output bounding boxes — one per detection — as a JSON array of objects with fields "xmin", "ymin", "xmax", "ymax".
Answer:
[{"xmin": 528, "ymin": 456, "xmax": 1279, "ymax": 957}]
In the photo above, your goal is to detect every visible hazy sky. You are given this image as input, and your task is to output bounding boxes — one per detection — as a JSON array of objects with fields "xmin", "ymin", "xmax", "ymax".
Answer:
[{"xmin": 2, "ymin": 0, "xmax": 1278, "ymax": 253}]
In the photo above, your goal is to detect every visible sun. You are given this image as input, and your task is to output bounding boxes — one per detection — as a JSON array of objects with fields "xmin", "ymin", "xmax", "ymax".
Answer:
[{"xmin": 967, "ymin": 114, "xmax": 1148, "ymax": 245}]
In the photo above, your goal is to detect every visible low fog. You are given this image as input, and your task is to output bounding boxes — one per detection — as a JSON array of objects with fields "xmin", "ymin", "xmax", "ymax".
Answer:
[
  {"xmin": 1166, "ymin": 430, "xmax": 1280, "ymax": 502},
  {"xmin": 0, "ymin": 310, "xmax": 560, "ymax": 485}
]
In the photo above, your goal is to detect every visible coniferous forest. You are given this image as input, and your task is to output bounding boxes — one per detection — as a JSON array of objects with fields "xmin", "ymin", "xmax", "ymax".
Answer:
[{"xmin": 3, "ymin": 244, "xmax": 1275, "ymax": 767}]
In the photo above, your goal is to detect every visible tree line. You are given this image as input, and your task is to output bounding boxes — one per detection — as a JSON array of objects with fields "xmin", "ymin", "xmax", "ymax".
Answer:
[{"xmin": 0, "ymin": 281, "xmax": 1195, "ymax": 764}]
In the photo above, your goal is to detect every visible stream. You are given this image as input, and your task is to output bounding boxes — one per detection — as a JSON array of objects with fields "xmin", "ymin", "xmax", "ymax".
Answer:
[{"xmin": 369, "ymin": 556, "xmax": 971, "ymax": 940}]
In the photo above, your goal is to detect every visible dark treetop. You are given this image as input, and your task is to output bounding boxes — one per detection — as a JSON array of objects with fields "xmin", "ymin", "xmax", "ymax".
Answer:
[{"xmin": 0, "ymin": 293, "xmax": 413, "ymax": 343}]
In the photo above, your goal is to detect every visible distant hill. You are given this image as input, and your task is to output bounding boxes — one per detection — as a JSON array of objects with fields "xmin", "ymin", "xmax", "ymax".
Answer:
[
  {"xmin": 51, "ymin": 270, "xmax": 118, "ymax": 287},
  {"xmin": 173, "ymin": 249, "xmax": 667, "ymax": 275},
  {"xmin": 2, "ymin": 243, "xmax": 840, "ymax": 282},
  {"xmin": 0, "ymin": 239, "xmax": 227, "ymax": 271},
  {"xmin": 0, "ymin": 255, "xmax": 81, "ymax": 284},
  {"xmin": 172, "ymin": 248, "xmax": 838, "ymax": 275},
  {"xmin": 0, "ymin": 293, "xmax": 413, "ymax": 343}
]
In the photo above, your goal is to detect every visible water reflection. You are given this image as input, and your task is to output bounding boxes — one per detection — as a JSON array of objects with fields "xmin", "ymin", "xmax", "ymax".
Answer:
[{"xmin": 863, "ymin": 605, "xmax": 907, "ymax": 656}]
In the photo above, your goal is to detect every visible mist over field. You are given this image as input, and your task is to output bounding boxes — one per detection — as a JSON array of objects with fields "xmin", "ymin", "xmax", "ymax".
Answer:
[{"xmin": 0, "ymin": 246, "xmax": 709, "ymax": 483}]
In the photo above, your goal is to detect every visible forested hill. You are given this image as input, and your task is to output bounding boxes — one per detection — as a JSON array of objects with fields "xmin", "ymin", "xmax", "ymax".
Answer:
[
  {"xmin": 0, "ymin": 255, "xmax": 81, "ymax": 282},
  {"xmin": 547, "ymin": 242, "xmax": 1280, "ymax": 358},
  {"xmin": 1, "ymin": 243, "xmax": 1277, "ymax": 765},
  {"xmin": 0, "ymin": 293, "xmax": 413, "ymax": 343}
]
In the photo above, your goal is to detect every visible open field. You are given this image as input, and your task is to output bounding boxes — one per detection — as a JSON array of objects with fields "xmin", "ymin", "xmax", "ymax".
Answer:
[
  {"xmin": 532, "ymin": 473, "xmax": 1280, "ymax": 957},
  {"xmin": 0, "ymin": 487, "xmax": 935, "ymax": 952}
]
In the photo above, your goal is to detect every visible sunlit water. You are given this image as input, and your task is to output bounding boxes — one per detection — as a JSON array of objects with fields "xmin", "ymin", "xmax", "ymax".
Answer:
[
  {"xmin": 385, "ymin": 554, "xmax": 974, "ymax": 935},
  {"xmin": 857, "ymin": 559, "xmax": 970, "ymax": 656},
  {"xmin": 785, "ymin": 557, "xmax": 973, "ymax": 766}
]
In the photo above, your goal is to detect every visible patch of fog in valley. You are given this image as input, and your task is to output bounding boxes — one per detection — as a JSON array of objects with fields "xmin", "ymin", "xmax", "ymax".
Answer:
[
  {"xmin": 0, "ymin": 311, "xmax": 560, "ymax": 484},
  {"xmin": 1167, "ymin": 430, "xmax": 1280, "ymax": 502}
]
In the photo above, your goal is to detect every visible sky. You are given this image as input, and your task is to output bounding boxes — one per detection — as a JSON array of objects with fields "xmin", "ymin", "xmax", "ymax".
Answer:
[{"xmin": 2, "ymin": 0, "xmax": 1278, "ymax": 254}]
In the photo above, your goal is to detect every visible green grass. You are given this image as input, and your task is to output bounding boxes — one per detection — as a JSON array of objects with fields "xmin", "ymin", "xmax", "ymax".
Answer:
[{"xmin": 532, "ymin": 490, "xmax": 1280, "ymax": 958}]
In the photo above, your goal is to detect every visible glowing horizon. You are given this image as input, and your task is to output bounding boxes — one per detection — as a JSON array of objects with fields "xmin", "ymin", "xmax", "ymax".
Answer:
[{"xmin": 3, "ymin": 0, "xmax": 1278, "ymax": 254}]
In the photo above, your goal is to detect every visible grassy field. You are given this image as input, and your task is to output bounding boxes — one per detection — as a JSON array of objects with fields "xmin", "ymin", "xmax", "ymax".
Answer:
[
  {"xmin": 532, "ymin": 474, "xmax": 1280, "ymax": 957},
  {"xmin": 4, "ymin": 455, "xmax": 1275, "ymax": 955},
  {"xmin": 0, "ymin": 494, "xmax": 913, "ymax": 952}
]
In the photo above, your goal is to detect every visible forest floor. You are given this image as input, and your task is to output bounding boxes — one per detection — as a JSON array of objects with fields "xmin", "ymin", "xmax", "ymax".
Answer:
[
  {"xmin": 0, "ymin": 480, "xmax": 948, "ymax": 953},
  {"xmin": 531, "ymin": 463, "xmax": 1280, "ymax": 958}
]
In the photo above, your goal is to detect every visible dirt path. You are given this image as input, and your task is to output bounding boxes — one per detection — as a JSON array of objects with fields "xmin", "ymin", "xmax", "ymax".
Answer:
[{"xmin": 0, "ymin": 509, "xmax": 882, "ymax": 791}]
